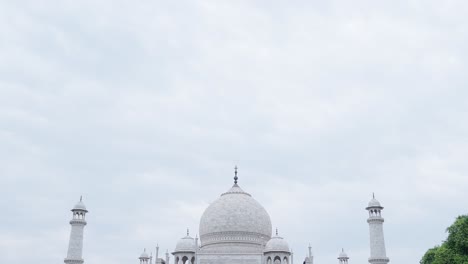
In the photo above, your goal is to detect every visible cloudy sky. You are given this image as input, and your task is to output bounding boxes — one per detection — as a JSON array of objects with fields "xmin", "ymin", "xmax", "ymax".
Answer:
[{"xmin": 1, "ymin": 1, "xmax": 467, "ymax": 264}]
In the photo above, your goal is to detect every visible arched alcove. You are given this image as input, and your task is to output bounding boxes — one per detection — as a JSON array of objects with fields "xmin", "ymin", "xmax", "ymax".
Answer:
[{"xmin": 274, "ymin": 256, "xmax": 281, "ymax": 264}]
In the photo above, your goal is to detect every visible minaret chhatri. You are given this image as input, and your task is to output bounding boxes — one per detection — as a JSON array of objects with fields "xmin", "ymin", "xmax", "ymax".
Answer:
[
  {"xmin": 64, "ymin": 196, "xmax": 88, "ymax": 264},
  {"xmin": 139, "ymin": 249, "xmax": 150, "ymax": 264},
  {"xmin": 366, "ymin": 193, "xmax": 390, "ymax": 264},
  {"xmin": 338, "ymin": 248, "xmax": 349, "ymax": 264}
]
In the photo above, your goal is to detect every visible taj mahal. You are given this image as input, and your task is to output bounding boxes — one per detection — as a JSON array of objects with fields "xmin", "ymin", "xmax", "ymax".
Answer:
[{"xmin": 63, "ymin": 169, "xmax": 390, "ymax": 264}]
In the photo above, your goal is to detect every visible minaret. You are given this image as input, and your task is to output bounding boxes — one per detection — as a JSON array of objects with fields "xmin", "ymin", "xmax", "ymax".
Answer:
[
  {"xmin": 155, "ymin": 244, "xmax": 159, "ymax": 264},
  {"xmin": 366, "ymin": 194, "xmax": 390, "ymax": 264},
  {"xmin": 291, "ymin": 248, "xmax": 294, "ymax": 264},
  {"xmin": 64, "ymin": 196, "xmax": 88, "ymax": 264},
  {"xmin": 308, "ymin": 244, "xmax": 313, "ymax": 264},
  {"xmin": 139, "ymin": 249, "xmax": 150, "ymax": 264},
  {"xmin": 165, "ymin": 249, "xmax": 169, "ymax": 264},
  {"xmin": 304, "ymin": 244, "xmax": 313, "ymax": 264},
  {"xmin": 338, "ymin": 248, "xmax": 349, "ymax": 264}
]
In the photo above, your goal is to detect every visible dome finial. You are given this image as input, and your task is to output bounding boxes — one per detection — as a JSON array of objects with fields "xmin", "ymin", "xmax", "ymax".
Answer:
[
  {"xmin": 373, "ymin": 192, "xmax": 375, "ymax": 199},
  {"xmin": 276, "ymin": 228, "xmax": 278, "ymax": 236},
  {"xmin": 234, "ymin": 166, "xmax": 238, "ymax": 184},
  {"xmin": 187, "ymin": 228, "xmax": 189, "ymax": 236},
  {"xmin": 80, "ymin": 195, "xmax": 82, "ymax": 202}
]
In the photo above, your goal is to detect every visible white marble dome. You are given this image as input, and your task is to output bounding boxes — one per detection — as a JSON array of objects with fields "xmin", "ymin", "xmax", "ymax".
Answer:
[
  {"xmin": 139, "ymin": 250, "xmax": 149, "ymax": 259},
  {"xmin": 174, "ymin": 235, "xmax": 196, "ymax": 252},
  {"xmin": 338, "ymin": 249, "xmax": 348, "ymax": 258},
  {"xmin": 367, "ymin": 198, "xmax": 382, "ymax": 208},
  {"xmin": 73, "ymin": 200, "xmax": 87, "ymax": 212},
  {"xmin": 199, "ymin": 183, "xmax": 272, "ymax": 248},
  {"xmin": 264, "ymin": 236, "xmax": 290, "ymax": 253}
]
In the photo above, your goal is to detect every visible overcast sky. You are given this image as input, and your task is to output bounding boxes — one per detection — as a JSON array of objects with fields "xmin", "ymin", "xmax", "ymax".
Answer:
[{"xmin": 1, "ymin": 1, "xmax": 468, "ymax": 264}]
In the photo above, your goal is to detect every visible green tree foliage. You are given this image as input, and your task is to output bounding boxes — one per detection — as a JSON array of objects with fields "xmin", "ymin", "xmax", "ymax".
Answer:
[
  {"xmin": 420, "ymin": 215, "xmax": 468, "ymax": 264},
  {"xmin": 421, "ymin": 246, "xmax": 439, "ymax": 264}
]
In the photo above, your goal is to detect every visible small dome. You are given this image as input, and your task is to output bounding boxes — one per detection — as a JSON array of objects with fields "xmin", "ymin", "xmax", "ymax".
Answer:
[
  {"xmin": 366, "ymin": 197, "xmax": 384, "ymax": 209},
  {"xmin": 140, "ymin": 250, "xmax": 149, "ymax": 259},
  {"xmin": 74, "ymin": 201, "xmax": 87, "ymax": 210},
  {"xmin": 174, "ymin": 235, "xmax": 196, "ymax": 252},
  {"xmin": 338, "ymin": 249, "xmax": 348, "ymax": 258},
  {"xmin": 368, "ymin": 198, "xmax": 381, "ymax": 207},
  {"xmin": 264, "ymin": 235, "xmax": 290, "ymax": 253},
  {"xmin": 72, "ymin": 198, "xmax": 87, "ymax": 212},
  {"xmin": 366, "ymin": 194, "xmax": 383, "ymax": 209}
]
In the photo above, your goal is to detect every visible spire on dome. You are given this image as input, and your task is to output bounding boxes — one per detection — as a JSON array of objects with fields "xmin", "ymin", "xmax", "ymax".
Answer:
[
  {"xmin": 234, "ymin": 166, "xmax": 238, "ymax": 185},
  {"xmin": 373, "ymin": 192, "xmax": 375, "ymax": 199},
  {"xmin": 187, "ymin": 228, "xmax": 189, "ymax": 236},
  {"xmin": 276, "ymin": 228, "xmax": 278, "ymax": 236},
  {"xmin": 80, "ymin": 195, "xmax": 82, "ymax": 202}
]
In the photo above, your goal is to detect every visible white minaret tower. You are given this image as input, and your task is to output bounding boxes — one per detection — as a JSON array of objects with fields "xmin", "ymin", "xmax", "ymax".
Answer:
[
  {"xmin": 64, "ymin": 196, "xmax": 88, "ymax": 264},
  {"xmin": 304, "ymin": 244, "xmax": 313, "ymax": 264},
  {"xmin": 366, "ymin": 194, "xmax": 390, "ymax": 264},
  {"xmin": 165, "ymin": 249, "xmax": 170, "ymax": 264},
  {"xmin": 338, "ymin": 248, "xmax": 349, "ymax": 264},
  {"xmin": 291, "ymin": 248, "xmax": 294, "ymax": 264},
  {"xmin": 155, "ymin": 244, "xmax": 159, "ymax": 264}
]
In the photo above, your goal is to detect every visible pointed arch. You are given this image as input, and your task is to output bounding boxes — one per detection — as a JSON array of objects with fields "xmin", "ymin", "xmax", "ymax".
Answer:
[{"xmin": 274, "ymin": 256, "xmax": 281, "ymax": 264}]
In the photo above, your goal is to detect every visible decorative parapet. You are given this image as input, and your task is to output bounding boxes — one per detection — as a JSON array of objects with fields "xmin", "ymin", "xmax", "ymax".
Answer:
[
  {"xmin": 200, "ymin": 231, "xmax": 270, "ymax": 247},
  {"xmin": 69, "ymin": 219, "xmax": 87, "ymax": 225},
  {"xmin": 367, "ymin": 217, "xmax": 385, "ymax": 223},
  {"xmin": 64, "ymin": 258, "xmax": 84, "ymax": 264},
  {"xmin": 369, "ymin": 257, "xmax": 390, "ymax": 263}
]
